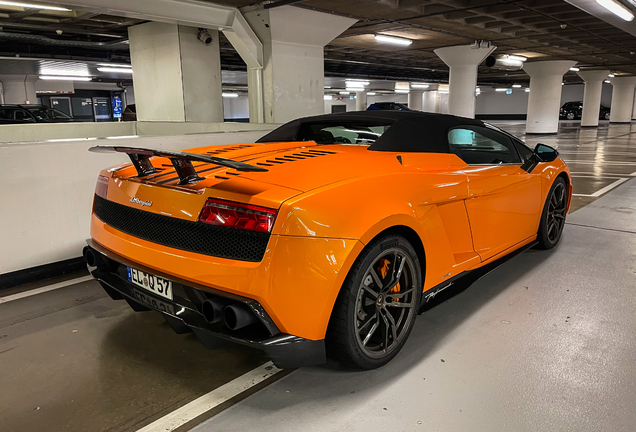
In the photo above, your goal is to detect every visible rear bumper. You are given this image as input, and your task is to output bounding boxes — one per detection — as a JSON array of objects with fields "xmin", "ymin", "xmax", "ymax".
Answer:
[{"xmin": 84, "ymin": 239, "xmax": 326, "ymax": 369}]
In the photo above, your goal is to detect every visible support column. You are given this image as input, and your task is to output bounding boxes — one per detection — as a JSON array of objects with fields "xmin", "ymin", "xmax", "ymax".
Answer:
[
  {"xmin": 422, "ymin": 90, "xmax": 438, "ymax": 113},
  {"xmin": 577, "ymin": 70, "xmax": 610, "ymax": 127},
  {"xmin": 128, "ymin": 22, "xmax": 223, "ymax": 122},
  {"xmin": 244, "ymin": 6, "xmax": 356, "ymax": 123},
  {"xmin": 434, "ymin": 44, "xmax": 496, "ymax": 118},
  {"xmin": 523, "ymin": 60, "xmax": 576, "ymax": 134},
  {"xmin": 356, "ymin": 91, "xmax": 368, "ymax": 111},
  {"xmin": 0, "ymin": 75, "xmax": 37, "ymax": 104},
  {"xmin": 608, "ymin": 77, "xmax": 636, "ymax": 123},
  {"xmin": 408, "ymin": 90, "xmax": 424, "ymax": 111}
]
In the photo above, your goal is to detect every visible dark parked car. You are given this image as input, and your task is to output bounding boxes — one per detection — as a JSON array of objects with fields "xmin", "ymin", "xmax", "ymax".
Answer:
[
  {"xmin": 367, "ymin": 102, "xmax": 411, "ymax": 111},
  {"xmin": 560, "ymin": 101, "xmax": 610, "ymax": 120},
  {"xmin": 0, "ymin": 104, "xmax": 74, "ymax": 123}
]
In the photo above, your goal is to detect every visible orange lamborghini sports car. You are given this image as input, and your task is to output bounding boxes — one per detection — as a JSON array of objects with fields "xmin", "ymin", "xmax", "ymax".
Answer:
[{"xmin": 84, "ymin": 111, "xmax": 571, "ymax": 369}]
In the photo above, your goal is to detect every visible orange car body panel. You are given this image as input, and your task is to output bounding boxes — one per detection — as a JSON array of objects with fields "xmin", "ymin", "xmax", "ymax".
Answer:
[{"xmin": 91, "ymin": 141, "xmax": 571, "ymax": 341}]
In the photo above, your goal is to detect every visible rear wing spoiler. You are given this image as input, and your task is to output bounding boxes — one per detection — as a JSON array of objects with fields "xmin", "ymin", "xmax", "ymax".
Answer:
[{"xmin": 89, "ymin": 146, "xmax": 267, "ymax": 185}]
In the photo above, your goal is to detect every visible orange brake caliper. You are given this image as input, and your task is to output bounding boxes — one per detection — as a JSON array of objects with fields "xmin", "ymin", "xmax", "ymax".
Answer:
[{"xmin": 377, "ymin": 258, "xmax": 400, "ymax": 301}]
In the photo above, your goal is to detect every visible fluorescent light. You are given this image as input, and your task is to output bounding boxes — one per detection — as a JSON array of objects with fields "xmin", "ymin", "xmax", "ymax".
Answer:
[
  {"xmin": 97, "ymin": 63, "xmax": 132, "ymax": 68},
  {"xmin": 222, "ymin": 93, "xmax": 239, "ymax": 98},
  {"xmin": 395, "ymin": 89, "xmax": 410, "ymax": 93},
  {"xmin": 508, "ymin": 55, "xmax": 527, "ymax": 62},
  {"xmin": 605, "ymin": 80, "xmax": 611, "ymax": 83},
  {"xmin": 345, "ymin": 79, "xmax": 370, "ymax": 86},
  {"xmin": 339, "ymin": 91, "xmax": 350, "ymax": 95},
  {"xmin": 525, "ymin": 88, "xmax": 530, "ymax": 92},
  {"xmin": 608, "ymin": 73, "xmax": 615, "ymax": 77},
  {"xmin": 374, "ymin": 34, "xmax": 413, "ymax": 46},
  {"xmin": 0, "ymin": 1, "xmax": 70, "ymax": 11},
  {"xmin": 39, "ymin": 75, "xmax": 91, "ymax": 81},
  {"xmin": 97, "ymin": 67, "xmax": 133, "ymax": 74},
  {"xmin": 324, "ymin": 95, "xmax": 333, "ymax": 100},
  {"xmin": 512, "ymin": 84, "xmax": 522, "ymax": 88},
  {"xmin": 495, "ymin": 88, "xmax": 509, "ymax": 92},
  {"xmin": 346, "ymin": 83, "xmax": 366, "ymax": 89},
  {"xmin": 324, "ymin": 86, "xmax": 332, "ymax": 89},
  {"xmin": 596, "ymin": 0, "xmax": 634, "ymax": 21},
  {"xmin": 570, "ymin": 67, "xmax": 580, "ymax": 71},
  {"xmin": 367, "ymin": 92, "xmax": 376, "ymax": 96},
  {"xmin": 411, "ymin": 83, "xmax": 430, "ymax": 89}
]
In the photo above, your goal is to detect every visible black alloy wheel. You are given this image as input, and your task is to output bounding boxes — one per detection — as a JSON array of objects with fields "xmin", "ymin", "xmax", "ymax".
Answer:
[
  {"xmin": 327, "ymin": 235, "xmax": 422, "ymax": 369},
  {"xmin": 537, "ymin": 177, "xmax": 568, "ymax": 249}
]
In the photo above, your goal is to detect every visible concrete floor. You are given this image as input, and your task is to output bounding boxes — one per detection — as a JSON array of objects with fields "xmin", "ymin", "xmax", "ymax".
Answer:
[{"xmin": 1, "ymin": 120, "xmax": 635, "ymax": 431}]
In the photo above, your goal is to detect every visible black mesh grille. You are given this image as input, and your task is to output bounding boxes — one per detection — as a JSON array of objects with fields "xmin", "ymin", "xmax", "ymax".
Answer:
[{"xmin": 93, "ymin": 195, "xmax": 270, "ymax": 262}]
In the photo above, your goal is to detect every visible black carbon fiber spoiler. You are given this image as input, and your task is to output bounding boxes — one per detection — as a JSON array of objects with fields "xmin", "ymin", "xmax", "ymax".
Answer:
[{"xmin": 89, "ymin": 145, "xmax": 267, "ymax": 185}]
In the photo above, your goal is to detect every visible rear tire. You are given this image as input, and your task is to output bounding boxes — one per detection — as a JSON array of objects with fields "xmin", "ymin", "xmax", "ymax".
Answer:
[
  {"xmin": 326, "ymin": 234, "xmax": 422, "ymax": 369},
  {"xmin": 536, "ymin": 177, "xmax": 568, "ymax": 250}
]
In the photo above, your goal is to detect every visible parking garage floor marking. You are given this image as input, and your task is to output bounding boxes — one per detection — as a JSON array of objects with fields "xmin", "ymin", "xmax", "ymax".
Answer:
[
  {"xmin": 0, "ymin": 275, "xmax": 93, "ymax": 304},
  {"xmin": 572, "ymin": 177, "xmax": 630, "ymax": 197},
  {"xmin": 136, "ymin": 361, "xmax": 283, "ymax": 432}
]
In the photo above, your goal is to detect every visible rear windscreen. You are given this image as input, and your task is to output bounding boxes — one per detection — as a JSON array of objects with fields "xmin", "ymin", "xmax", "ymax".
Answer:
[{"xmin": 296, "ymin": 121, "xmax": 393, "ymax": 145}]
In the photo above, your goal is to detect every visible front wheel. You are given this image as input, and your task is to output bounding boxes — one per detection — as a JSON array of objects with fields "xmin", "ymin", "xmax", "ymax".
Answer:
[
  {"xmin": 327, "ymin": 234, "xmax": 422, "ymax": 369},
  {"xmin": 536, "ymin": 177, "xmax": 568, "ymax": 249}
]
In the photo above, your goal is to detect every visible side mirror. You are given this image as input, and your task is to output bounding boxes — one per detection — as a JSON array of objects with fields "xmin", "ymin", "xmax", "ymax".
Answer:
[
  {"xmin": 534, "ymin": 143, "xmax": 559, "ymax": 162},
  {"xmin": 521, "ymin": 143, "xmax": 559, "ymax": 173}
]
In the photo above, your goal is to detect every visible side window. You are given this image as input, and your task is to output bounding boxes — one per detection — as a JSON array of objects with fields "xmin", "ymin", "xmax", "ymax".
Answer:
[
  {"xmin": 448, "ymin": 126, "xmax": 521, "ymax": 165},
  {"xmin": 15, "ymin": 110, "xmax": 31, "ymax": 121},
  {"xmin": 514, "ymin": 140, "xmax": 534, "ymax": 162}
]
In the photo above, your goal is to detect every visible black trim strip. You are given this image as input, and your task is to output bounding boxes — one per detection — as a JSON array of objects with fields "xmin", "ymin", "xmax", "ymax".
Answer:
[{"xmin": 0, "ymin": 257, "xmax": 87, "ymax": 290}]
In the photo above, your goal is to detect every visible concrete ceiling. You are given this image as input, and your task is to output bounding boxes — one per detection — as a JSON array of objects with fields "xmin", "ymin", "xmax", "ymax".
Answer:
[{"xmin": 0, "ymin": 0, "xmax": 634, "ymax": 85}]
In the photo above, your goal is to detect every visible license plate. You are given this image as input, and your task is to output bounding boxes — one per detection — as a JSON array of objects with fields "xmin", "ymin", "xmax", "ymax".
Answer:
[
  {"xmin": 133, "ymin": 289, "xmax": 175, "ymax": 315},
  {"xmin": 127, "ymin": 267, "xmax": 173, "ymax": 300}
]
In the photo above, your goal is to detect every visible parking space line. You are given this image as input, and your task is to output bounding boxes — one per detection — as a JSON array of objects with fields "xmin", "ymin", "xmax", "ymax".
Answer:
[
  {"xmin": 572, "ymin": 178, "xmax": 630, "ymax": 198},
  {"xmin": 563, "ymin": 160, "xmax": 636, "ymax": 166},
  {"xmin": 0, "ymin": 275, "xmax": 94, "ymax": 304},
  {"xmin": 136, "ymin": 361, "xmax": 283, "ymax": 432},
  {"xmin": 571, "ymin": 172, "xmax": 636, "ymax": 177}
]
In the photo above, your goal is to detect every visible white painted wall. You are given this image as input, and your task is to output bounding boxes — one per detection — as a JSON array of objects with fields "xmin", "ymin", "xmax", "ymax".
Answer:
[
  {"xmin": 0, "ymin": 75, "xmax": 37, "ymax": 104},
  {"xmin": 0, "ymin": 128, "xmax": 274, "ymax": 275}
]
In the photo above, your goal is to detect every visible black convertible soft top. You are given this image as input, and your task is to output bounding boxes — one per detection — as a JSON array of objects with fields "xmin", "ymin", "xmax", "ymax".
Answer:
[{"xmin": 256, "ymin": 111, "xmax": 485, "ymax": 153}]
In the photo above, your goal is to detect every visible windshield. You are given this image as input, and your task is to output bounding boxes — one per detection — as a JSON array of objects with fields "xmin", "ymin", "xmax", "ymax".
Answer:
[
  {"xmin": 297, "ymin": 121, "xmax": 393, "ymax": 145},
  {"xmin": 25, "ymin": 107, "xmax": 72, "ymax": 120}
]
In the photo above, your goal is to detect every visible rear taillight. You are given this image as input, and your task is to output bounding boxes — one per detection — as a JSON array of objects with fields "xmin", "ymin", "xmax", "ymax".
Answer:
[
  {"xmin": 198, "ymin": 198, "xmax": 277, "ymax": 233},
  {"xmin": 95, "ymin": 175, "xmax": 109, "ymax": 199}
]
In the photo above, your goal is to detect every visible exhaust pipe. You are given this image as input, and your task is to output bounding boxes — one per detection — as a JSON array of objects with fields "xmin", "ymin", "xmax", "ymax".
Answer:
[
  {"xmin": 224, "ymin": 303, "xmax": 258, "ymax": 330},
  {"xmin": 83, "ymin": 246, "xmax": 97, "ymax": 267},
  {"xmin": 201, "ymin": 299, "xmax": 225, "ymax": 324}
]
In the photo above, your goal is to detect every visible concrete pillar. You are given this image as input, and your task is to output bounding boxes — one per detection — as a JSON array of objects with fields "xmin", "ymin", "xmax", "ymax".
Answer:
[
  {"xmin": 433, "ymin": 44, "xmax": 496, "ymax": 118},
  {"xmin": 422, "ymin": 91, "xmax": 438, "ymax": 113},
  {"xmin": 0, "ymin": 75, "xmax": 37, "ymax": 104},
  {"xmin": 128, "ymin": 22, "xmax": 223, "ymax": 122},
  {"xmin": 577, "ymin": 70, "xmax": 610, "ymax": 127},
  {"xmin": 608, "ymin": 76, "xmax": 636, "ymax": 123},
  {"xmin": 244, "ymin": 6, "xmax": 356, "ymax": 123},
  {"xmin": 523, "ymin": 60, "xmax": 577, "ymax": 134},
  {"xmin": 355, "ymin": 91, "xmax": 368, "ymax": 111},
  {"xmin": 408, "ymin": 90, "xmax": 424, "ymax": 111}
]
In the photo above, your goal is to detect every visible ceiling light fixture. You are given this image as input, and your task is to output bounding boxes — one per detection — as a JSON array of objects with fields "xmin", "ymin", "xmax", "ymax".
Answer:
[
  {"xmin": 570, "ymin": 67, "xmax": 580, "ymax": 71},
  {"xmin": 525, "ymin": 88, "xmax": 530, "ymax": 92},
  {"xmin": 39, "ymin": 75, "xmax": 91, "ymax": 81},
  {"xmin": 608, "ymin": 73, "xmax": 615, "ymax": 77},
  {"xmin": 339, "ymin": 91, "xmax": 350, "ymax": 95},
  {"xmin": 97, "ymin": 63, "xmax": 132, "ymax": 68},
  {"xmin": 0, "ymin": 1, "xmax": 70, "ymax": 11},
  {"xmin": 512, "ymin": 84, "xmax": 522, "ymax": 88},
  {"xmin": 495, "ymin": 88, "xmax": 509, "ymax": 92},
  {"xmin": 596, "ymin": 0, "xmax": 634, "ymax": 21},
  {"xmin": 97, "ymin": 67, "xmax": 133, "ymax": 74},
  {"xmin": 367, "ymin": 92, "xmax": 376, "ymax": 96},
  {"xmin": 411, "ymin": 83, "xmax": 430, "ymax": 89},
  {"xmin": 374, "ymin": 34, "xmax": 413, "ymax": 46},
  {"xmin": 324, "ymin": 86, "xmax": 332, "ymax": 89},
  {"xmin": 222, "ymin": 93, "xmax": 239, "ymax": 98},
  {"xmin": 395, "ymin": 89, "xmax": 410, "ymax": 93},
  {"xmin": 604, "ymin": 80, "xmax": 611, "ymax": 83}
]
